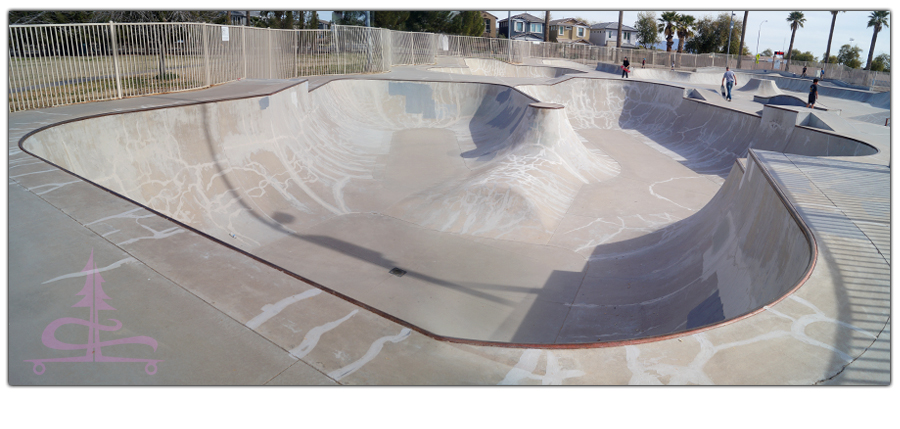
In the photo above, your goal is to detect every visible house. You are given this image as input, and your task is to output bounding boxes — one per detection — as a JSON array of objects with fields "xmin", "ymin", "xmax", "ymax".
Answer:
[
  {"xmin": 549, "ymin": 18, "xmax": 591, "ymax": 45},
  {"xmin": 497, "ymin": 13, "xmax": 546, "ymax": 41},
  {"xmin": 589, "ymin": 22, "xmax": 638, "ymax": 48},
  {"xmin": 481, "ymin": 12, "xmax": 497, "ymax": 38},
  {"xmin": 227, "ymin": 11, "xmax": 261, "ymax": 26},
  {"xmin": 318, "ymin": 19, "xmax": 331, "ymax": 30}
]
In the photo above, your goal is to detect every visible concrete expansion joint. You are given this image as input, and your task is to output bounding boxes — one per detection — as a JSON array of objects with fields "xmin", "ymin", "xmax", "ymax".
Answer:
[{"xmin": 814, "ymin": 315, "xmax": 891, "ymax": 385}]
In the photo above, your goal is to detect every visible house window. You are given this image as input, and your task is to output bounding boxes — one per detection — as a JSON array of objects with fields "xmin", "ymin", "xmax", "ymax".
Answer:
[
  {"xmin": 577, "ymin": 27, "xmax": 584, "ymax": 37},
  {"xmin": 607, "ymin": 31, "xmax": 612, "ymax": 38},
  {"xmin": 558, "ymin": 26, "xmax": 564, "ymax": 35},
  {"xmin": 484, "ymin": 18, "xmax": 490, "ymax": 33},
  {"xmin": 515, "ymin": 21, "xmax": 523, "ymax": 32},
  {"xmin": 530, "ymin": 23, "xmax": 541, "ymax": 33}
]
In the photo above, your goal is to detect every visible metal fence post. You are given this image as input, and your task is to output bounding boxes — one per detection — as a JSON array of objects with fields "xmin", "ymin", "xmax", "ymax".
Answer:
[
  {"xmin": 241, "ymin": 27, "xmax": 247, "ymax": 78},
  {"xmin": 108, "ymin": 21, "xmax": 123, "ymax": 99},
  {"xmin": 202, "ymin": 24, "xmax": 211, "ymax": 87},
  {"xmin": 267, "ymin": 28, "xmax": 273, "ymax": 78}
]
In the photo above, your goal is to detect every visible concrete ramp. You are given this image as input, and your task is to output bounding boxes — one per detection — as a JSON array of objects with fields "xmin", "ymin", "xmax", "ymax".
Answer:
[{"xmin": 739, "ymin": 78, "xmax": 783, "ymax": 97}]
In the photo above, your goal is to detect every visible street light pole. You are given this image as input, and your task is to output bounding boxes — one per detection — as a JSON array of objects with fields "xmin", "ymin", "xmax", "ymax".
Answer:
[
  {"xmin": 756, "ymin": 20, "xmax": 767, "ymax": 55},
  {"xmin": 726, "ymin": 12, "xmax": 735, "ymax": 66}
]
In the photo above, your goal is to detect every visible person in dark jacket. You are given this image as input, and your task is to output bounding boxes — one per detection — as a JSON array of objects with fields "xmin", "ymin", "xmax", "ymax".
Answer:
[
  {"xmin": 622, "ymin": 57, "xmax": 630, "ymax": 78},
  {"xmin": 807, "ymin": 79, "xmax": 819, "ymax": 108}
]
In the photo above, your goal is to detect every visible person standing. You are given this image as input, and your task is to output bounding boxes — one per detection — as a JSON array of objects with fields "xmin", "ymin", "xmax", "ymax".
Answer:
[
  {"xmin": 807, "ymin": 78, "xmax": 819, "ymax": 109},
  {"xmin": 642, "ymin": 58, "xmax": 646, "ymax": 68},
  {"xmin": 801, "ymin": 65, "xmax": 808, "ymax": 77},
  {"xmin": 721, "ymin": 66, "xmax": 737, "ymax": 101},
  {"xmin": 622, "ymin": 57, "xmax": 630, "ymax": 78}
]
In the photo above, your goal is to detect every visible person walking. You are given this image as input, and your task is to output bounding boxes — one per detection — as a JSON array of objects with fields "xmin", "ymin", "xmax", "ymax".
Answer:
[
  {"xmin": 807, "ymin": 78, "xmax": 819, "ymax": 109},
  {"xmin": 801, "ymin": 65, "xmax": 808, "ymax": 77},
  {"xmin": 622, "ymin": 57, "xmax": 630, "ymax": 78},
  {"xmin": 642, "ymin": 58, "xmax": 646, "ymax": 68},
  {"xmin": 721, "ymin": 66, "xmax": 737, "ymax": 101}
]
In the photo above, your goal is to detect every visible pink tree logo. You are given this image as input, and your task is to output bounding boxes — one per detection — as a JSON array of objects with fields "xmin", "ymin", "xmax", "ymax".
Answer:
[{"xmin": 25, "ymin": 250, "xmax": 162, "ymax": 375}]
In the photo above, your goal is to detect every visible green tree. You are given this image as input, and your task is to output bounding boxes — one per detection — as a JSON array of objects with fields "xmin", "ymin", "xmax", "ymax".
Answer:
[
  {"xmin": 824, "ymin": 11, "xmax": 844, "ymax": 65},
  {"xmin": 658, "ymin": 11, "xmax": 678, "ymax": 51},
  {"xmin": 790, "ymin": 49, "xmax": 817, "ymax": 62},
  {"xmin": 333, "ymin": 11, "xmax": 368, "ymax": 26},
  {"xmin": 635, "ymin": 11, "xmax": 659, "ymax": 49},
  {"xmin": 675, "ymin": 14, "xmax": 696, "ymax": 53},
  {"xmin": 870, "ymin": 53, "xmax": 889, "ymax": 72},
  {"xmin": 837, "ymin": 44, "xmax": 863, "ymax": 69},
  {"xmin": 784, "ymin": 11, "xmax": 806, "ymax": 70},
  {"xmin": 307, "ymin": 11, "xmax": 320, "ymax": 29},
  {"xmin": 684, "ymin": 13, "xmax": 744, "ymax": 54},
  {"xmin": 761, "ymin": 48, "xmax": 773, "ymax": 57},
  {"xmin": 865, "ymin": 11, "xmax": 889, "ymax": 70},
  {"xmin": 373, "ymin": 11, "xmax": 410, "ymax": 30}
]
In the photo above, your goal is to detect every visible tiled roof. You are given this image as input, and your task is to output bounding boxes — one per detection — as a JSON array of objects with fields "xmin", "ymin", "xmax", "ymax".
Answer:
[
  {"xmin": 498, "ymin": 12, "xmax": 544, "ymax": 23},
  {"xmin": 550, "ymin": 18, "xmax": 588, "ymax": 26},
  {"xmin": 590, "ymin": 22, "xmax": 637, "ymax": 31}
]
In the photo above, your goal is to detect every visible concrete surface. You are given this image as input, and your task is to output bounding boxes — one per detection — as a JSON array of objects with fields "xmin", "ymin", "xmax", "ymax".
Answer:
[{"xmin": 7, "ymin": 56, "xmax": 890, "ymax": 385}]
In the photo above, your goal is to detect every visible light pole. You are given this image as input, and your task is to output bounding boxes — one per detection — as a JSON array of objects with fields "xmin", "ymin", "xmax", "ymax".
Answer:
[
  {"xmin": 726, "ymin": 12, "xmax": 736, "ymax": 66},
  {"xmin": 756, "ymin": 20, "xmax": 766, "ymax": 55}
]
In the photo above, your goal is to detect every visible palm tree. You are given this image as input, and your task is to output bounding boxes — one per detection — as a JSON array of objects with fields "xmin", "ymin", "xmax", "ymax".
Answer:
[
  {"xmin": 674, "ymin": 14, "xmax": 695, "ymax": 53},
  {"xmin": 865, "ymin": 11, "xmax": 890, "ymax": 70},
  {"xmin": 784, "ymin": 11, "xmax": 806, "ymax": 70},
  {"xmin": 617, "ymin": 11, "xmax": 623, "ymax": 48},
  {"xmin": 824, "ymin": 11, "xmax": 844, "ymax": 66},
  {"xmin": 658, "ymin": 11, "xmax": 678, "ymax": 51},
  {"xmin": 737, "ymin": 11, "xmax": 748, "ymax": 68}
]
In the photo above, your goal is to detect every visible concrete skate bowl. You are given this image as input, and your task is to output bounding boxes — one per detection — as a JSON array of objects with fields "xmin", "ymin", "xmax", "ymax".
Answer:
[
  {"xmin": 429, "ymin": 58, "xmax": 584, "ymax": 78},
  {"xmin": 18, "ymin": 77, "xmax": 874, "ymax": 346}
]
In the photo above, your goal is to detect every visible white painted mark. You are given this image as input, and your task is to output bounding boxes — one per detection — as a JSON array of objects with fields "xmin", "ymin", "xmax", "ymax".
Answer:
[
  {"xmin": 499, "ymin": 349, "xmax": 585, "ymax": 385},
  {"xmin": 327, "ymin": 328, "xmax": 412, "ymax": 381},
  {"xmin": 33, "ymin": 180, "xmax": 81, "ymax": 195},
  {"xmin": 246, "ymin": 289, "xmax": 322, "ymax": 330},
  {"xmin": 42, "ymin": 257, "xmax": 138, "ymax": 284},
  {"xmin": 10, "ymin": 169, "xmax": 57, "ymax": 178},
  {"xmin": 288, "ymin": 309, "xmax": 358, "ymax": 359}
]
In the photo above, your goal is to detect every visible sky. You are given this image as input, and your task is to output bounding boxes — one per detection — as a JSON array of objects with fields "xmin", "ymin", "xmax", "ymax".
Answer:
[{"xmin": 485, "ymin": 10, "xmax": 891, "ymax": 59}]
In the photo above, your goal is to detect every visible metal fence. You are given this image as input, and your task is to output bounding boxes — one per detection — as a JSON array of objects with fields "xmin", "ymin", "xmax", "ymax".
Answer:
[{"xmin": 8, "ymin": 21, "xmax": 891, "ymax": 112}]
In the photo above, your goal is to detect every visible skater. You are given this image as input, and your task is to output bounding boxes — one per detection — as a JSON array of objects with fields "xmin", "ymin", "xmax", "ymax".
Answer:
[
  {"xmin": 721, "ymin": 67, "xmax": 737, "ymax": 101},
  {"xmin": 807, "ymin": 78, "xmax": 819, "ymax": 109},
  {"xmin": 801, "ymin": 65, "xmax": 808, "ymax": 77},
  {"xmin": 642, "ymin": 58, "xmax": 646, "ymax": 68},
  {"xmin": 622, "ymin": 57, "xmax": 630, "ymax": 78},
  {"xmin": 671, "ymin": 61, "xmax": 675, "ymax": 70},
  {"xmin": 820, "ymin": 68, "xmax": 826, "ymax": 80}
]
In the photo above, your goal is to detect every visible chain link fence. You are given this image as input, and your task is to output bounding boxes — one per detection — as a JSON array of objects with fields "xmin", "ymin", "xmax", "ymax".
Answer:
[{"xmin": 8, "ymin": 22, "xmax": 891, "ymax": 112}]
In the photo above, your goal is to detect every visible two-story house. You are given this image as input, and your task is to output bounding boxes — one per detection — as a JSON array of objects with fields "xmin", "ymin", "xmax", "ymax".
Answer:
[
  {"xmin": 497, "ymin": 13, "xmax": 546, "ymax": 41},
  {"xmin": 549, "ymin": 18, "xmax": 591, "ymax": 45},
  {"xmin": 589, "ymin": 22, "xmax": 638, "ymax": 48},
  {"xmin": 481, "ymin": 12, "xmax": 497, "ymax": 38}
]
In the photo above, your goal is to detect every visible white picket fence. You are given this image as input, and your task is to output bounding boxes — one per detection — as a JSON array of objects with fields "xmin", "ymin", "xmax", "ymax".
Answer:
[{"xmin": 8, "ymin": 22, "xmax": 890, "ymax": 112}]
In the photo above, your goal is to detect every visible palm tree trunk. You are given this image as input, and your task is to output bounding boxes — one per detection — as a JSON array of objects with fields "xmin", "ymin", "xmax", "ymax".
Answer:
[
  {"xmin": 544, "ymin": 11, "xmax": 550, "ymax": 42},
  {"xmin": 824, "ymin": 12, "xmax": 837, "ymax": 64},
  {"xmin": 786, "ymin": 28, "xmax": 796, "ymax": 70},
  {"xmin": 865, "ymin": 26, "xmax": 879, "ymax": 69},
  {"xmin": 666, "ymin": 35, "xmax": 673, "ymax": 51},
  {"xmin": 617, "ymin": 11, "xmax": 623, "ymax": 48},
  {"xmin": 737, "ymin": 11, "xmax": 748, "ymax": 68}
]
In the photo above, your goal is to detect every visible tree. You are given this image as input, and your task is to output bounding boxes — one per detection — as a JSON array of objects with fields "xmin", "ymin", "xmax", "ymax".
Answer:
[
  {"xmin": 870, "ymin": 53, "xmax": 890, "ymax": 72},
  {"xmin": 737, "ymin": 11, "xmax": 748, "ymax": 68},
  {"xmin": 544, "ymin": 11, "xmax": 551, "ymax": 42},
  {"xmin": 635, "ymin": 11, "xmax": 659, "ymax": 49},
  {"xmin": 824, "ymin": 11, "xmax": 844, "ymax": 66},
  {"xmin": 784, "ymin": 11, "xmax": 806, "ymax": 70},
  {"xmin": 307, "ymin": 11, "xmax": 320, "ymax": 29},
  {"xmin": 617, "ymin": 11, "xmax": 623, "ymax": 48},
  {"xmin": 372, "ymin": 11, "xmax": 409, "ymax": 30},
  {"xmin": 684, "ymin": 13, "xmax": 744, "ymax": 55},
  {"xmin": 790, "ymin": 49, "xmax": 817, "ymax": 62},
  {"xmin": 837, "ymin": 44, "xmax": 863, "ymax": 69},
  {"xmin": 761, "ymin": 48, "xmax": 773, "ymax": 57},
  {"xmin": 865, "ymin": 11, "xmax": 889, "ymax": 70},
  {"xmin": 658, "ymin": 11, "xmax": 678, "ymax": 52},
  {"xmin": 675, "ymin": 14, "xmax": 696, "ymax": 53},
  {"xmin": 333, "ymin": 11, "xmax": 368, "ymax": 26}
]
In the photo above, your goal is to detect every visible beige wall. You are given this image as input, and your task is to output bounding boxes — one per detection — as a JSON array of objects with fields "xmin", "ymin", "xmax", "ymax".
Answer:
[{"xmin": 481, "ymin": 13, "xmax": 497, "ymax": 38}]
